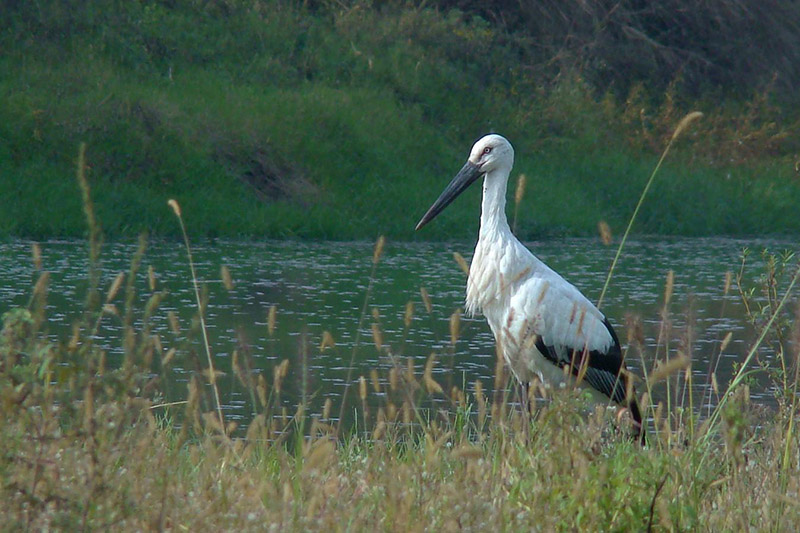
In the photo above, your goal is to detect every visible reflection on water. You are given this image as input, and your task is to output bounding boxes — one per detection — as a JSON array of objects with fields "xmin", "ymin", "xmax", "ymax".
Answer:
[{"xmin": 0, "ymin": 237, "xmax": 796, "ymax": 426}]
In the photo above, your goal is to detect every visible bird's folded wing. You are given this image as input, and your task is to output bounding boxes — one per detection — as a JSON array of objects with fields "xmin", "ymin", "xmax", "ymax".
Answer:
[{"xmin": 511, "ymin": 278, "xmax": 629, "ymax": 403}]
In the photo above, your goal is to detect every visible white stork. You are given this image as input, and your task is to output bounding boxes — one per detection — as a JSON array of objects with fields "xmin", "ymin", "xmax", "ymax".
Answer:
[{"xmin": 416, "ymin": 134, "xmax": 643, "ymax": 442}]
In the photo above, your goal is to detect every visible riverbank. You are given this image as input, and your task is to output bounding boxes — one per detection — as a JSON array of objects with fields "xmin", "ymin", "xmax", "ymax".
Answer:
[{"xmin": 2, "ymin": 2, "xmax": 799, "ymax": 240}]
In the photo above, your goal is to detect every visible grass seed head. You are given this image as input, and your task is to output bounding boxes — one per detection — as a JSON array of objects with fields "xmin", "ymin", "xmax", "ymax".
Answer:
[
  {"xmin": 453, "ymin": 252, "xmax": 470, "ymax": 276},
  {"xmin": 257, "ymin": 374, "xmax": 268, "ymax": 407},
  {"xmin": 232, "ymin": 350, "xmax": 246, "ymax": 387},
  {"xmin": 68, "ymin": 323, "xmax": 80, "ymax": 352},
  {"xmin": 451, "ymin": 385, "xmax": 465, "ymax": 405},
  {"xmin": 167, "ymin": 198, "xmax": 182, "ymax": 218},
  {"xmin": 162, "ymin": 347, "xmax": 176, "ymax": 368},
  {"xmin": 106, "ymin": 271, "xmax": 125, "ymax": 303},
  {"xmin": 221, "ymin": 265, "xmax": 233, "ymax": 291},
  {"xmin": 405, "ymin": 357, "xmax": 419, "ymax": 389},
  {"xmin": 671, "ymin": 111, "xmax": 704, "ymax": 141},
  {"xmin": 168, "ymin": 310, "xmax": 181, "ymax": 334},
  {"xmin": 305, "ymin": 439, "xmax": 335, "ymax": 471},
  {"xmin": 186, "ymin": 376, "xmax": 200, "ymax": 415},
  {"xmin": 322, "ymin": 398, "xmax": 332, "ymax": 420},
  {"xmin": 424, "ymin": 353, "xmax": 444, "ymax": 395},
  {"xmin": 404, "ymin": 301, "xmax": 414, "ymax": 328},
  {"xmin": 373, "ymin": 417, "xmax": 386, "ymax": 440},
  {"xmin": 597, "ymin": 220, "xmax": 613, "ymax": 245},
  {"xmin": 373, "ymin": 235, "xmax": 386, "ymax": 264},
  {"xmin": 474, "ymin": 380, "xmax": 484, "ymax": 401},
  {"xmin": 453, "ymin": 445, "xmax": 484, "ymax": 461},
  {"xmin": 202, "ymin": 368, "xmax": 225, "ymax": 384},
  {"xmin": 719, "ymin": 331, "xmax": 733, "ymax": 353},
  {"xmin": 649, "ymin": 354, "xmax": 691, "ymax": 385},
  {"xmin": 420, "ymin": 287, "xmax": 432, "ymax": 314},
  {"xmin": 370, "ymin": 369, "xmax": 381, "ymax": 393},
  {"xmin": 664, "ymin": 269, "xmax": 675, "ymax": 306},
  {"xmin": 267, "ymin": 305, "xmax": 277, "ymax": 336},
  {"xmin": 402, "ymin": 400, "xmax": 412, "ymax": 424},
  {"xmin": 148, "ymin": 265, "xmax": 157, "ymax": 291},
  {"xmin": 273, "ymin": 359, "xmax": 289, "ymax": 394},
  {"xmin": 31, "ymin": 242, "xmax": 42, "ymax": 270},
  {"xmin": 320, "ymin": 330, "xmax": 335, "ymax": 351},
  {"xmin": 359, "ymin": 375, "xmax": 367, "ymax": 401},
  {"xmin": 449, "ymin": 307, "xmax": 462, "ymax": 346},
  {"xmin": 514, "ymin": 173, "xmax": 527, "ymax": 207},
  {"xmin": 371, "ymin": 323, "xmax": 383, "ymax": 352},
  {"xmin": 33, "ymin": 272, "xmax": 50, "ymax": 301}
]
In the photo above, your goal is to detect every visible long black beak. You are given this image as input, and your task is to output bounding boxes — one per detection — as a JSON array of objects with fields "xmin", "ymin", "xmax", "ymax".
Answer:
[{"xmin": 415, "ymin": 161, "xmax": 483, "ymax": 230}]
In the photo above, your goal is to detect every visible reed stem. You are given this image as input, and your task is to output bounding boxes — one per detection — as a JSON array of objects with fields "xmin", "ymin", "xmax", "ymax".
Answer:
[
  {"xmin": 168, "ymin": 199, "xmax": 225, "ymax": 432},
  {"xmin": 597, "ymin": 112, "xmax": 703, "ymax": 309}
]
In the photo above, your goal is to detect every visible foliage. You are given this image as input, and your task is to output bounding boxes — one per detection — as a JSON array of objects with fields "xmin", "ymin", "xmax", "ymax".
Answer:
[
  {"xmin": 1, "ymin": 1, "xmax": 799, "ymax": 240},
  {"xmin": 369, "ymin": 0, "xmax": 800, "ymax": 102},
  {"xmin": 2, "ymin": 169, "xmax": 800, "ymax": 529}
]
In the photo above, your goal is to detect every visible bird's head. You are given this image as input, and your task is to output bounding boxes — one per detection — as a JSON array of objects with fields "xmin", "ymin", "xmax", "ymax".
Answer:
[
  {"xmin": 467, "ymin": 134, "xmax": 514, "ymax": 174},
  {"xmin": 415, "ymin": 134, "xmax": 514, "ymax": 231}
]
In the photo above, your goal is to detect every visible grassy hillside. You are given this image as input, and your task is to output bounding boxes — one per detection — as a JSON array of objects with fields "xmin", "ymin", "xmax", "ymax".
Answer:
[{"xmin": 1, "ymin": 1, "xmax": 798, "ymax": 239}]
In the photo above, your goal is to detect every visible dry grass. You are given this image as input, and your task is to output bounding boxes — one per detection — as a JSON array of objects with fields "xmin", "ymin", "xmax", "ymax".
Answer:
[
  {"xmin": 2, "ymin": 345, "xmax": 799, "ymax": 530},
  {"xmin": 610, "ymin": 79, "xmax": 799, "ymax": 166},
  {"xmin": 2, "ymin": 152, "xmax": 800, "ymax": 531},
  {"xmin": 3, "ymin": 238, "xmax": 799, "ymax": 532}
]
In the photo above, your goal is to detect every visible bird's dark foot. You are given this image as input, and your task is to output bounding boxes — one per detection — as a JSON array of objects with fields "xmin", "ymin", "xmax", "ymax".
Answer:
[{"xmin": 615, "ymin": 407, "xmax": 646, "ymax": 446}]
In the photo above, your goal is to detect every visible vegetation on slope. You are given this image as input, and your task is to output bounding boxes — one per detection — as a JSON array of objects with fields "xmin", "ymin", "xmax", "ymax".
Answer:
[{"xmin": 1, "ymin": 1, "xmax": 798, "ymax": 239}]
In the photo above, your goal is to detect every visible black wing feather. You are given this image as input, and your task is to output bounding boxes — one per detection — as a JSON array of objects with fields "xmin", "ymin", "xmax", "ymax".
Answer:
[{"xmin": 533, "ymin": 318, "xmax": 638, "ymax": 408}]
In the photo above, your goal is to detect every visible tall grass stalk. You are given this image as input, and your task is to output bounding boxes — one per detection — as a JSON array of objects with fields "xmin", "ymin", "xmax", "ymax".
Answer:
[
  {"xmin": 597, "ymin": 111, "xmax": 703, "ymax": 308},
  {"xmin": 597, "ymin": 112, "xmax": 701, "ymax": 438},
  {"xmin": 702, "ymin": 271, "xmax": 734, "ymax": 417},
  {"xmin": 701, "ymin": 262, "xmax": 800, "ymax": 445},
  {"xmin": 75, "ymin": 142, "xmax": 102, "ymax": 317},
  {"xmin": 167, "ymin": 198, "xmax": 225, "ymax": 431}
]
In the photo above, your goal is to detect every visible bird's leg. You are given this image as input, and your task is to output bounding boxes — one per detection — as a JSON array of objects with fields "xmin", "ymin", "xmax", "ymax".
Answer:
[
  {"xmin": 516, "ymin": 381, "xmax": 529, "ymax": 416},
  {"xmin": 515, "ymin": 381, "xmax": 529, "ymax": 441},
  {"xmin": 523, "ymin": 381, "xmax": 534, "ymax": 416}
]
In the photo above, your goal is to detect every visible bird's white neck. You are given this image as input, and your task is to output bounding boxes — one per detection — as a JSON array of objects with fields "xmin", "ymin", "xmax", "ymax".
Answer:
[
  {"xmin": 465, "ymin": 168, "xmax": 514, "ymax": 316},
  {"xmin": 479, "ymin": 168, "xmax": 511, "ymax": 238}
]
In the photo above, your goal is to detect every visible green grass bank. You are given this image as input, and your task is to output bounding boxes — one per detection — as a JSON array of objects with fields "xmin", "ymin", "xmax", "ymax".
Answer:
[{"xmin": 2, "ymin": 1, "xmax": 799, "ymax": 239}]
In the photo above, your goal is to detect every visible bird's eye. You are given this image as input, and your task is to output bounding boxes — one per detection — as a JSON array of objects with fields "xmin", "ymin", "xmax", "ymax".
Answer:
[{"xmin": 483, "ymin": 147, "xmax": 492, "ymax": 155}]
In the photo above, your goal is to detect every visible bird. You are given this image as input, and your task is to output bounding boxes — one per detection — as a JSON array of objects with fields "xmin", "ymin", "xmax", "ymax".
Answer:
[{"xmin": 415, "ymin": 134, "xmax": 644, "ymax": 442}]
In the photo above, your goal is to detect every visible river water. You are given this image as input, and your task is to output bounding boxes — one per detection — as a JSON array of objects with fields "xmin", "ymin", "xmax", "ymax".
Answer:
[{"xmin": 0, "ymin": 237, "xmax": 797, "ymax": 426}]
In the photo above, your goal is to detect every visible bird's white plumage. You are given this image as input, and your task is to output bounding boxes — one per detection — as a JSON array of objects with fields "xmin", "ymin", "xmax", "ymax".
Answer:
[
  {"xmin": 468, "ymin": 212, "xmax": 613, "ymax": 389},
  {"xmin": 435, "ymin": 134, "xmax": 622, "ymax": 399},
  {"xmin": 416, "ymin": 134, "xmax": 643, "ymax": 439}
]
